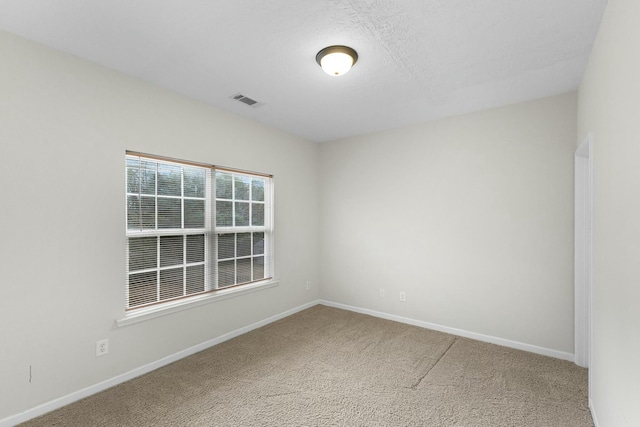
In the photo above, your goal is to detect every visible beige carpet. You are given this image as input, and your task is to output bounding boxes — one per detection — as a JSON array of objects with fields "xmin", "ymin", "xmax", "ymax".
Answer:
[{"xmin": 21, "ymin": 305, "xmax": 593, "ymax": 426}]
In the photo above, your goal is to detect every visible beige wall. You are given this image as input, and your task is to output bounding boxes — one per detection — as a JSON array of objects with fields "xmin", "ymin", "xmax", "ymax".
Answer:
[
  {"xmin": 578, "ymin": 0, "xmax": 640, "ymax": 425},
  {"xmin": 320, "ymin": 93, "xmax": 577, "ymax": 354},
  {"xmin": 0, "ymin": 30, "xmax": 320, "ymax": 419}
]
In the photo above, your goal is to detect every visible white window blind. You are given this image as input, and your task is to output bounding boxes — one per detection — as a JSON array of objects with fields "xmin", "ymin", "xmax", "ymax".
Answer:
[{"xmin": 125, "ymin": 152, "xmax": 273, "ymax": 310}]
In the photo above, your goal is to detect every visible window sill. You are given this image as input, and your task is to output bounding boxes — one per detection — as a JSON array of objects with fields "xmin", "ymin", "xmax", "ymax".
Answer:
[{"xmin": 116, "ymin": 280, "xmax": 279, "ymax": 327}]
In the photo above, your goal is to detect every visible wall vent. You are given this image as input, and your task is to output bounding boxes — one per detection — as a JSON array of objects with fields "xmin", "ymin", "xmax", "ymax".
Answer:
[{"xmin": 229, "ymin": 93, "xmax": 264, "ymax": 108}]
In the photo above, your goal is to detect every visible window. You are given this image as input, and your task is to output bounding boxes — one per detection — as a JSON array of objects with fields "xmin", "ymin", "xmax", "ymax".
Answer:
[{"xmin": 125, "ymin": 152, "xmax": 273, "ymax": 310}]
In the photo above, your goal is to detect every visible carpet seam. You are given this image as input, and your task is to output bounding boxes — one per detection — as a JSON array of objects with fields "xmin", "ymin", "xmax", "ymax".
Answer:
[{"xmin": 409, "ymin": 337, "xmax": 458, "ymax": 390}]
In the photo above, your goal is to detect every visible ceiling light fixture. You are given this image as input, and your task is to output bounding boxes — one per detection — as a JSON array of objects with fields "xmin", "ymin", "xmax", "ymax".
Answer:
[{"xmin": 316, "ymin": 45, "xmax": 358, "ymax": 76}]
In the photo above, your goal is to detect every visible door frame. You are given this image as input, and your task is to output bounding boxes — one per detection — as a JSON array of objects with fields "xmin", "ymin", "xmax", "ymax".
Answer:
[{"xmin": 574, "ymin": 132, "xmax": 593, "ymax": 369}]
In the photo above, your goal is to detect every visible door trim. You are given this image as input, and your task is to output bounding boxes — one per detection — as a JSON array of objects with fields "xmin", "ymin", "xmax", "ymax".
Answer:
[{"xmin": 574, "ymin": 132, "xmax": 593, "ymax": 369}]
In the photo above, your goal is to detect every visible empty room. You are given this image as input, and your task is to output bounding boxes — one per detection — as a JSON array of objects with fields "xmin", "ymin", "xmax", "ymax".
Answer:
[{"xmin": 1, "ymin": 0, "xmax": 638, "ymax": 426}]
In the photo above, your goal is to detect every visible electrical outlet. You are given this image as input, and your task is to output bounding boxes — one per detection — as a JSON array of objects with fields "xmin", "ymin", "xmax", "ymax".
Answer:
[
  {"xmin": 399, "ymin": 292, "xmax": 406, "ymax": 302},
  {"xmin": 379, "ymin": 289, "xmax": 385, "ymax": 297},
  {"xmin": 96, "ymin": 339, "xmax": 109, "ymax": 357},
  {"xmin": 306, "ymin": 281, "xmax": 311, "ymax": 290}
]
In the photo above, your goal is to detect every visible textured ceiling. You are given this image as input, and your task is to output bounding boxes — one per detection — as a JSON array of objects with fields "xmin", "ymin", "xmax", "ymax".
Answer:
[{"xmin": 0, "ymin": 0, "xmax": 607, "ymax": 142}]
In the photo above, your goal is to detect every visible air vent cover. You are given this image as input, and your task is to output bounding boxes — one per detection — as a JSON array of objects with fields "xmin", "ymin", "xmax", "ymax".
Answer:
[{"xmin": 229, "ymin": 93, "xmax": 264, "ymax": 108}]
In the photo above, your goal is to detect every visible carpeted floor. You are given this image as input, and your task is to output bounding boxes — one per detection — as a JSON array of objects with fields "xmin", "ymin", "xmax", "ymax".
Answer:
[{"xmin": 20, "ymin": 305, "xmax": 593, "ymax": 426}]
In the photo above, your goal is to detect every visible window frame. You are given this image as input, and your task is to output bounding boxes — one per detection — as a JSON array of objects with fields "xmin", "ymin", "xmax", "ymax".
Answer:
[{"xmin": 120, "ymin": 151, "xmax": 276, "ymax": 325}]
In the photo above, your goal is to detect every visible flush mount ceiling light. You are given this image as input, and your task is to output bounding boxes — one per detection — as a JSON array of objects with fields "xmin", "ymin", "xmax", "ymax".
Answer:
[{"xmin": 316, "ymin": 45, "xmax": 358, "ymax": 76}]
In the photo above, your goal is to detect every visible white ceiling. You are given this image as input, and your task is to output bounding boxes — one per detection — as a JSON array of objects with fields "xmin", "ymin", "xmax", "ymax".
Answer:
[{"xmin": 0, "ymin": 0, "xmax": 607, "ymax": 142}]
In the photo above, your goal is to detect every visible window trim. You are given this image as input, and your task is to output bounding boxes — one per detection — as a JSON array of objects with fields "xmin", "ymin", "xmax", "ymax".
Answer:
[
  {"xmin": 116, "ymin": 278, "xmax": 280, "ymax": 327},
  {"xmin": 124, "ymin": 150, "xmax": 275, "ymax": 315},
  {"xmin": 126, "ymin": 150, "xmax": 273, "ymax": 178}
]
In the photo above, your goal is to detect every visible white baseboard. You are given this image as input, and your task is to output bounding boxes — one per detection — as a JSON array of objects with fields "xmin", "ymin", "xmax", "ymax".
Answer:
[
  {"xmin": 589, "ymin": 398, "xmax": 600, "ymax": 427},
  {"xmin": 0, "ymin": 301, "xmax": 319, "ymax": 427},
  {"xmin": 319, "ymin": 300, "xmax": 575, "ymax": 362}
]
